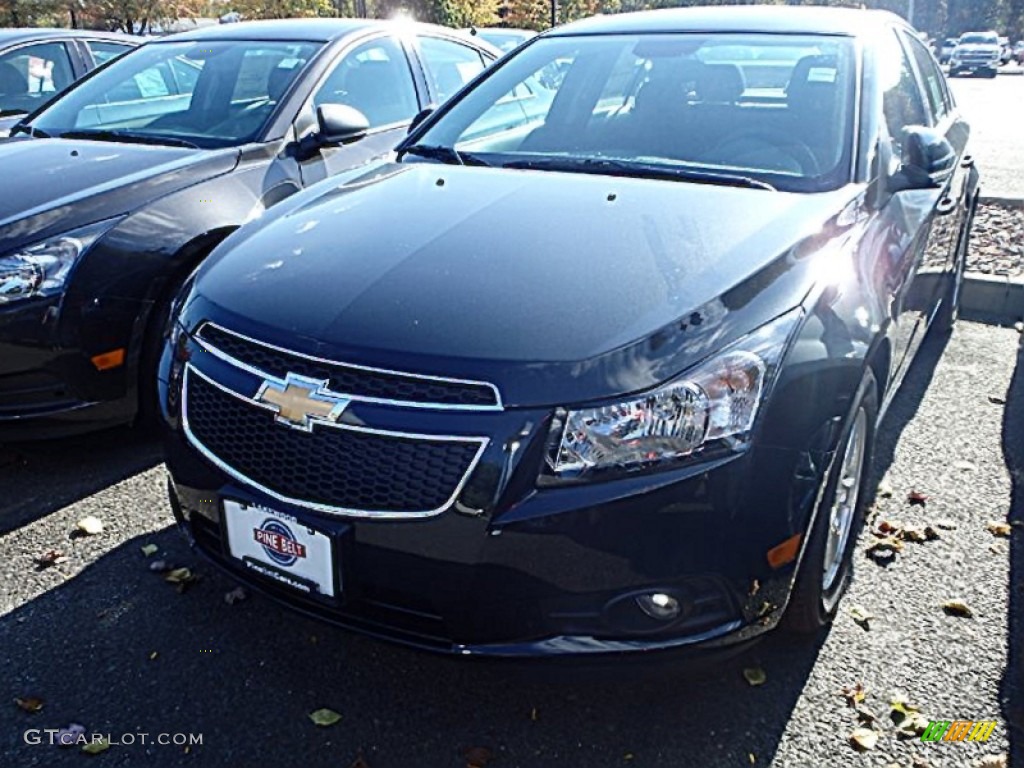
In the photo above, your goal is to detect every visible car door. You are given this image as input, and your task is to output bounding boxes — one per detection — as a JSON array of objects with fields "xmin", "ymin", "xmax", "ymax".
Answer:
[
  {"xmin": 294, "ymin": 34, "xmax": 423, "ymax": 187},
  {"xmin": 877, "ymin": 28, "xmax": 954, "ymax": 387},
  {"xmin": 413, "ymin": 35, "xmax": 490, "ymax": 107},
  {"xmin": 0, "ymin": 40, "xmax": 77, "ymax": 119}
]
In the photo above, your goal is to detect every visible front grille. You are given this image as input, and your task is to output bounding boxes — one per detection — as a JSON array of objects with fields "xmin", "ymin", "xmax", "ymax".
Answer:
[
  {"xmin": 184, "ymin": 369, "xmax": 485, "ymax": 515},
  {"xmin": 197, "ymin": 324, "xmax": 499, "ymax": 408}
]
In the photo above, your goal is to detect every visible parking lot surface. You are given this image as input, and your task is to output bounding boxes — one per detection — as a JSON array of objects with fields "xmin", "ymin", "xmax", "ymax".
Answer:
[
  {"xmin": 949, "ymin": 70, "xmax": 1024, "ymax": 199},
  {"xmin": 1, "ymin": 322, "xmax": 1019, "ymax": 767}
]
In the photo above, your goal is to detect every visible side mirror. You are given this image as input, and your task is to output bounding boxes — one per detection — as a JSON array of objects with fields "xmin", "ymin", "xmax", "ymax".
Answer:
[
  {"xmin": 317, "ymin": 104, "xmax": 369, "ymax": 146},
  {"xmin": 890, "ymin": 126, "xmax": 956, "ymax": 191},
  {"xmin": 407, "ymin": 107, "xmax": 434, "ymax": 135}
]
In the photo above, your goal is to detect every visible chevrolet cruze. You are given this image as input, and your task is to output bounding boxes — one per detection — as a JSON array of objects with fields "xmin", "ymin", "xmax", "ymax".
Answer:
[{"xmin": 161, "ymin": 7, "xmax": 978, "ymax": 658}]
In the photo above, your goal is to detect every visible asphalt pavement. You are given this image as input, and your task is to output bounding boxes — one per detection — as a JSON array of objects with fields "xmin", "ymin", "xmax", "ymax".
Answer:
[{"xmin": 1, "ymin": 322, "xmax": 1020, "ymax": 768}]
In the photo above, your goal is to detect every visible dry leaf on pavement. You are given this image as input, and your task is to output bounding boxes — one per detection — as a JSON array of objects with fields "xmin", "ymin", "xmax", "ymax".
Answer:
[
  {"xmin": 140, "ymin": 544, "xmax": 159, "ymax": 557},
  {"xmin": 224, "ymin": 586, "xmax": 248, "ymax": 605},
  {"xmin": 465, "ymin": 746, "xmax": 494, "ymax": 768},
  {"xmin": 849, "ymin": 606, "xmax": 875, "ymax": 629},
  {"xmin": 907, "ymin": 491, "xmax": 928, "ymax": 507},
  {"xmin": 308, "ymin": 708, "xmax": 342, "ymax": 727},
  {"xmin": 974, "ymin": 756, "xmax": 1007, "ymax": 768},
  {"xmin": 742, "ymin": 667, "xmax": 767, "ymax": 686},
  {"xmin": 76, "ymin": 516, "xmax": 104, "ymax": 535},
  {"xmin": 987, "ymin": 521, "xmax": 1012, "ymax": 537},
  {"xmin": 841, "ymin": 683, "xmax": 867, "ymax": 706},
  {"xmin": 942, "ymin": 600, "xmax": 974, "ymax": 618},
  {"xmin": 35, "ymin": 549, "xmax": 67, "ymax": 568},
  {"xmin": 81, "ymin": 738, "xmax": 110, "ymax": 754},
  {"xmin": 14, "ymin": 697, "xmax": 43, "ymax": 713},
  {"xmin": 849, "ymin": 728, "xmax": 878, "ymax": 751}
]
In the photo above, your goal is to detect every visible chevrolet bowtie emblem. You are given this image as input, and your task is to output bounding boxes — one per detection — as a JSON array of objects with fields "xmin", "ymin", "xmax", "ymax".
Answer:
[{"xmin": 255, "ymin": 374, "xmax": 350, "ymax": 432}]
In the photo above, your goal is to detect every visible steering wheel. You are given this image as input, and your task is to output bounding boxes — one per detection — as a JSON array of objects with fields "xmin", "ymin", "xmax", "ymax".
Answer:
[{"xmin": 703, "ymin": 130, "xmax": 821, "ymax": 176}]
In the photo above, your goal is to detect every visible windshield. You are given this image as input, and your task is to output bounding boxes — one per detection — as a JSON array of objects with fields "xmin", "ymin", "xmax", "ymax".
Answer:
[
  {"xmin": 27, "ymin": 39, "xmax": 320, "ymax": 148},
  {"xmin": 409, "ymin": 33, "xmax": 856, "ymax": 193},
  {"xmin": 960, "ymin": 34, "xmax": 998, "ymax": 45}
]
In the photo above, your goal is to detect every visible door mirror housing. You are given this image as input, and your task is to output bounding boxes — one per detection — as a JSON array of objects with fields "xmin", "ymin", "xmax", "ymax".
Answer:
[
  {"xmin": 316, "ymin": 104, "xmax": 369, "ymax": 146},
  {"xmin": 408, "ymin": 107, "xmax": 434, "ymax": 135},
  {"xmin": 889, "ymin": 126, "xmax": 957, "ymax": 192}
]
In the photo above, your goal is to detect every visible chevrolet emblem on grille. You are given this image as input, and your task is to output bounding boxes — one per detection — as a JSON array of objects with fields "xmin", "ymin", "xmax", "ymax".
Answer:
[{"xmin": 255, "ymin": 374, "xmax": 351, "ymax": 432}]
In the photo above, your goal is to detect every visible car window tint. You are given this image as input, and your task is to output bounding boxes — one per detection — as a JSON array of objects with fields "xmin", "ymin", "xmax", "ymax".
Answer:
[
  {"xmin": 903, "ymin": 33, "xmax": 947, "ymax": 123},
  {"xmin": 418, "ymin": 36, "xmax": 487, "ymax": 103},
  {"xmin": 87, "ymin": 41, "xmax": 133, "ymax": 66},
  {"xmin": 0, "ymin": 41, "xmax": 75, "ymax": 116},
  {"xmin": 879, "ymin": 30, "xmax": 927, "ymax": 157},
  {"xmin": 313, "ymin": 37, "xmax": 418, "ymax": 129}
]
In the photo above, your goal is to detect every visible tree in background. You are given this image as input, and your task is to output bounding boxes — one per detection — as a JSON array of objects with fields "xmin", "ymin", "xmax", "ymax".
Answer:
[{"xmin": 231, "ymin": 0, "xmax": 334, "ymax": 20}]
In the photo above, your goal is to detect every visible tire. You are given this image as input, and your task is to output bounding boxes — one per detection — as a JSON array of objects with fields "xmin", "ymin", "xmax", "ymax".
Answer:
[
  {"xmin": 783, "ymin": 369, "xmax": 878, "ymax": 634},
  {"xmin": 136, "ymin": 293, "xmax": 174, "ymax": 431},
  {"xmin": 934, "ymin": 199, "xmax": 976, "ymax": 335}
]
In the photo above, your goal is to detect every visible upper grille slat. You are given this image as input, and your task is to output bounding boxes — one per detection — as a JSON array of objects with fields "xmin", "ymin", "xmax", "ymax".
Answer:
[{"xmin": 196, "ymin": 324, "xmax": 500, "ymax": 409}]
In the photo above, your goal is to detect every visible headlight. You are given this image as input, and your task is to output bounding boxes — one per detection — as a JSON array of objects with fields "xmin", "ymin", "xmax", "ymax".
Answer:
[
  {"xmin": 0, "ymin": 219, "xmax": 119, "ymax": 305},
  {"xmin": 547, "ymin": 309, "xmax": 802, "ymax": 480}
]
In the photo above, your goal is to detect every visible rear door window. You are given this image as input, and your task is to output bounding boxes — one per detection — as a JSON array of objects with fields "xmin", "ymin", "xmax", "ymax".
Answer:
[
  {"xmin": 0, "ymin": 41, "xmax": 75, "ymax": 115},
  {"xmin": 417, "ymin": 36, "xmax": 488, "ymax": 103}
]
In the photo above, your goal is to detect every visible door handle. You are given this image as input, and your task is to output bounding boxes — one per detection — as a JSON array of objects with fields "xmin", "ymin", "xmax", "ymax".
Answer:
[
  {"xmin": 961, "ymin": 154, "xmax": 974, "ymax": 168},
  {"xmin": 936, "ymin": 197, "xmax": 957, "ymax": 216}
]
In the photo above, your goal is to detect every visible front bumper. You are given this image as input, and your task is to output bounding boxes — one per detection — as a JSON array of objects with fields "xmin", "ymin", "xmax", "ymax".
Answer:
[
  {"xmin": 160, "ymin": 324, "xmax": 836, "ymax": 660},
  {"xmin": 0, "ymin": 294, "xmax": 143, "ymax": 439}
]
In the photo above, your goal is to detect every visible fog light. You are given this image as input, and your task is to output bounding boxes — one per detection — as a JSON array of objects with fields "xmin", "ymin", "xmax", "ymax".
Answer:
[{"xmin": 636, "ymin": 592, "xmax": 681, "ymax": 621}]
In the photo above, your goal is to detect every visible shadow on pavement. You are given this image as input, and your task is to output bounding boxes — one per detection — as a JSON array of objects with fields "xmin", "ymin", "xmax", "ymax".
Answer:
[
  {"xmin": 0, "ymin": 428, "xmax": 162, "ymax": 535},
  {"xmin": 1000, "ymin": 335, "xmax": 1023, "ymax": 762}
]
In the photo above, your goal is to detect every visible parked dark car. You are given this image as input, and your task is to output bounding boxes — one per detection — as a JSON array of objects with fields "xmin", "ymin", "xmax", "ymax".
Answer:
[
  {"xmin": 0, "ymin": 28, "xmax": 139, "ymax": 137},
  {"xmin": 162, "ymin": 6, "xmax": 978, "ymax": 659},
  {"xmin": 0, "ymin": 19, "xmax": 497, "ymax": 438}
]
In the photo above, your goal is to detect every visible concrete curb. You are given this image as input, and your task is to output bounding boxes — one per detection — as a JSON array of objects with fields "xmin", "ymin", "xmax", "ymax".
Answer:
[
  {"xmin": 979, "ymin": 196, "xmax": 1024, "ymax": 208},
  {"xmin": 961, "ymin": 272, "xmax": 1024, "ymax": 325}
]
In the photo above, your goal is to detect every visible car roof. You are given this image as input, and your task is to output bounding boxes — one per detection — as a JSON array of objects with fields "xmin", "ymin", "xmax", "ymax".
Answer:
[
  {"xmin": 0, "ymin": 28, "xmax": 141, "ymax": 46},
  {"xmin": 161, "ymin": 18, "xmax": 470, "ymax": 44},
  {"xmin": 547, "ymin": 5, "xmax": 910, "ymax": 38}
]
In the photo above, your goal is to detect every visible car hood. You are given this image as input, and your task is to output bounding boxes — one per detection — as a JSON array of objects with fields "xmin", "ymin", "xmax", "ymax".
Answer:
[
  {"xmin": 955, "ymin": 44, "xmax": 999, "ymax": 53},
  {"xmin": 189, "ymin": 163, "xmax": 860, "ymax": 406},
  {"xmin": 0, "ymin": 138, "xmax": 239, "ymax": 252}
]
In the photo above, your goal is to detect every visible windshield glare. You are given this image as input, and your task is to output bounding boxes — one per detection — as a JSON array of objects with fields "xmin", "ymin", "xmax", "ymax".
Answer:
[
  {"xmin": 29, "ymin": 40, "xmax": 320, "ymax": 148},
  {"xmin": 960, "ymin": 34, "xmax": 997, "ymax": 44},
  {"xmin": 412, "ymin": 33, "xmax": 857, "ymax": 192}
]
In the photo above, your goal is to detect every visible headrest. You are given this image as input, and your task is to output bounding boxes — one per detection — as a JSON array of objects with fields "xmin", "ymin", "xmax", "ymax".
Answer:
[{"xmin": 696, "ymin": 64, "xmax": 745, "ymax": 103}]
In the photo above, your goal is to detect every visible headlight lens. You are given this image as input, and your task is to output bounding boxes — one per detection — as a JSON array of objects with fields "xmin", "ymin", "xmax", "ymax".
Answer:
[
  {"xmin": 0, "ymin": 219, "xmax": 119, "ymax": 305},
  {"xmin": 547, "ymin": 309, "xmax": 801, "ymax": 479}
]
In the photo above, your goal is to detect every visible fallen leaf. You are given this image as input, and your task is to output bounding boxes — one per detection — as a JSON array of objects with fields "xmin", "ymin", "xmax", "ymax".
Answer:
[
  {"xmin": 757, "ymin": 601, "xmax": 776, "ymax": 618},
  {"xmin": 164, "ymin": 567, "xmax": 192, "ymax": 583},
  {"xmin": 748, "ymin": 753, "xmax": 756, "ymax": 764},
  {"xmin": 530, "ymin": 707, "xmax": 538, "ymax": 721},
  {"xmin": 224, "ymin": 586, "xmax": 248, "ymax": 605},
  {"xmin": 149, "ymin": 651, "xmax": 158, "ymax": 660},
  {"xmin": 988, "ymin": 395, "xmax": 1006, "ymax": 405},
  {"xmin": 987, "ymin": 521, "xmax": 1012, "ymax": 537},
  {"xmin": 849, "ymin": 606, "xmax": 875, "ymax": 629},
  {"xmin": 877, "ymin": 480, "xmax": 894, "ymax": 498},
  {"xmin": 81, "ymin": 738, "xmax": 111, "ymax": 755},
  {"xmin": 911, "ymin": 757, "xmax": 933, "ymax": 768},
  {"xmin": 974, "ymin": 755, "xmax": 1007, "ymax": 768},
  {"xmin": 748, "ymin": 579, "xmax": 760, "ymax": 597},
  {"xmin": 35, "ymin": 549, "xmax": 67, "ymax": 568},
  {"xmin": 896, "ymin": 711, "xmax": 931, "ymax": 738},
  {"xmin": 465, "ymin": 746, "xmax": 493, "ymax": 768},
  {"xmin": 875, "ymin": 519, "xmax": 903, "ymax": 536},
  {"xmin": 14, "ymin": 697, "xmax": 43, "ymax": 713},
  {"xmin": 140, "ymin": 544, "xmax": 159, "ymax": 557},
  {"xmin": 942, "ymin": 600, "xmax": 974, "ymax": 617},
  {"xmin": 76, "ymin": 516, "xmax": 104, "ymax": 535},
  {"xmin": 149, "ymin": 559, "xmax": 169, "ymax": 572},
  {"xmin": 889, "ymin": 696, "xmax": 919, "ymax": 720},
  {"xmin": 953, "ymin": 460, "xmax": 977, "ymax": 471},
  {"xmin": 907, "ymin": 491, "xmax": 928, "ymax": 507},
  {"xmin": 849, "ymin": 728, "xmax": 878, "ymax": 751},
  {"xmin": 934, "ymin": 519, "xmax": 958, "ymax": 530},
  {"xmin": 902, "ymin": 525, "xmax": 929, "ymax": 543},
  {"xmin": 308, "ymin": 708, "xmax": 342, "ymax": 727},
  {"xmin": 742, "ymin": 667, "xmax": 767, "ymax": 686},
  {"xmin": 841, "ymin": 683, "xmax": 867, "ymax": 706}
]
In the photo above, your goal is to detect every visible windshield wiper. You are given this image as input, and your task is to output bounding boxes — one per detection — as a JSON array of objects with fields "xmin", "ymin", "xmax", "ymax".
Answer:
[
  {"xmin": 400, "ymin": 143, "xmax": 490, "ymax": 167},
  {"xmin": 10, "ymin": 123, "xmax": 49, "ymax": 138},
  {"xmin": 58, "ymin": 129, "xmax": 199, "ymax": 149},
  {"xmin": 503, "ymin": 157, "xmax": 775, "ymax": 191}
]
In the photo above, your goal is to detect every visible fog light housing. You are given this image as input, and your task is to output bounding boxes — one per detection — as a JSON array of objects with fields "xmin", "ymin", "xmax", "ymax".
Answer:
[{"xmin": 636, "ymin": 593, "xmax": 681, "ymax": 621}]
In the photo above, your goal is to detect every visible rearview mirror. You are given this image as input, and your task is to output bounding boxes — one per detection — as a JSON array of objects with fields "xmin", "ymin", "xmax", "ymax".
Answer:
[
  {"xmin": 317, "ymin": 104, "xmax": 369, "ymax": 146},
  {"xmin": 889, "ymin": 126, "xmax": 956, "ymax": 191}
]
